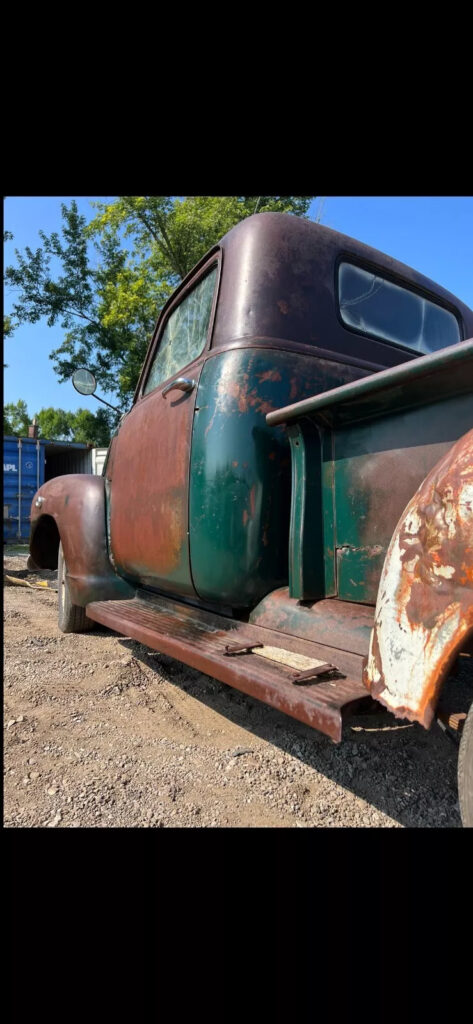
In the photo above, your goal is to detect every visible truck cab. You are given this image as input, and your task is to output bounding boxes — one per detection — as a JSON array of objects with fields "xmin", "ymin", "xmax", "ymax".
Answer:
[{"xmin": 103, "ymin": 213, "xmax": 473, "ymax": 608}]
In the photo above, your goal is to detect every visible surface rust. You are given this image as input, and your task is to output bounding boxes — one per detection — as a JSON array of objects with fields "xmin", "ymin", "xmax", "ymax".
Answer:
[
  {"xmin": 27, "ymin": 213, "xmax": 473, "ymax": 746},
  {"xmin": 224, "ymin": 641, "xmax": 264, "ymax": 655},
  {"xmin": 364, "ymin": 429, "xmax": 473, "ymax": 727},
  {"xmin": 275, "ymin": 342, "xmax": 473, "ymax": 606},
  {"xmin": 189, "ymin": 348, "xmax": 368, "ymax": 609},
  {"xmin": 208, "ymin": 215, "xmax": 473, "ymax": 369},
  {"xmin": 250, "ymin": 588, "xmax": 374, "ymax": 658},
  {"xmin": 29, "ymin": 474, "xmax": 133, "ymax": 606},
  {"xmin": 292, "ymin": 663, "xmax": 337, "ymax": 683},
  {"xmin": 334, "ymin": 440, "xmax": 458, "ymax": 604},
  {"xmin": 86, "ymin": 590, "xmax": 368, "ymax": 742},
  {"xmin": 108, "ymin": 358, "xmax": 203, "ymax": 597},
  {"xmin": 267, "ymin": 339, "xmax": 473, "ymax": 428}
]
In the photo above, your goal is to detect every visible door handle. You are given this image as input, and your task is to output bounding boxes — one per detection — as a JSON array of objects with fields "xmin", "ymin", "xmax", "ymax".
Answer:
[{"xmin": 162, "ymin": 377, "xmax": 196, "ymax": 399}]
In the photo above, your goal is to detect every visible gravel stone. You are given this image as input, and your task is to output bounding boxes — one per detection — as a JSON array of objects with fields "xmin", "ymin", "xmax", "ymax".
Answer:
[{"xmin": 3, "ymin": 552, "xmax": 472, "ymax": 828}]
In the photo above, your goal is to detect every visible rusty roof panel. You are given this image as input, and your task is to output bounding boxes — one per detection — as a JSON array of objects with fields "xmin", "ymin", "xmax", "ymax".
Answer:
[{"xmin": 212, "ymin": 214, "xmax": 473, "ymax": 364}]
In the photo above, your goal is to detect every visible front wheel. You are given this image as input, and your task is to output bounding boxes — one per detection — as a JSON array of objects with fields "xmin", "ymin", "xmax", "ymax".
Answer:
[
  {"xmin": 57, "ymin": 541, "xmax": 94, "ymax": 633},
  {"xmin": 458, "ymin": 701, "xmax": 473, "ymax": 827}
]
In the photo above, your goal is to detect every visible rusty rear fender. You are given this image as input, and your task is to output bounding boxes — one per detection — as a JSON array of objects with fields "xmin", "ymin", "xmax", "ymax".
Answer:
[
  {"xmin": 364, "ymin": 429, "xmax": 473, "ymax": 727},
  {"xmin": 29, "ymin": 474, "xmax": 134, "ymax": 606}
]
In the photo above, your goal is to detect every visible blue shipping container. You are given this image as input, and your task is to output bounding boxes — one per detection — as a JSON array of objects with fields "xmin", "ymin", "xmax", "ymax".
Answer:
[
  {"xmin": 4, "ymin": 436, "xmax": 93, "ymax": 542},
  {"xmin": 3, "ymin": 436, "xmax": 46, "ymax": 542}
]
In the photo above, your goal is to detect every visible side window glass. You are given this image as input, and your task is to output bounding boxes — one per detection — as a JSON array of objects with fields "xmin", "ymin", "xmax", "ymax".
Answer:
[{"xmin": 144, "ymin": 266, "xmax": 217, "ymax": 396}]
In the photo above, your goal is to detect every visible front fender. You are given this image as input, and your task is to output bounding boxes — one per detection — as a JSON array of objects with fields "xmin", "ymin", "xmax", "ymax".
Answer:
[
  {"xmin": 364, "ymin": 429, "xmax": 473, "ymax": 728},
  {"xmin": 29, "ymin": 474, "xmax": 134, "ymax": 606}
]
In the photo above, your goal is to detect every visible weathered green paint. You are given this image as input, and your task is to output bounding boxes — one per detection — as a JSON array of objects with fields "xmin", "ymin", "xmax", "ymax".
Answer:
[
  {"xmin": 275, "ymin": 355, "xmax": 473, "ymax": 605},
  {"xmin": 321, "ymin": 430, "xmax": 336, "ymax": 596},
  {"xmin": 189, "ymin": 347, "xmax": 368, "ymax": 608},
  {"xmin": 287, "ymin": 421, "xmax": 325, "ymax": 600},
  {"xmin": 331, "ymin": 394, "xmax": 473, "ymax": 603},
  {"xmin": 336, "ymin": 546, "xmax": 386, "ymax": 604},
  {"xmin": 267, "ymin": 339, "xmax": 473, "ymax": 428}
]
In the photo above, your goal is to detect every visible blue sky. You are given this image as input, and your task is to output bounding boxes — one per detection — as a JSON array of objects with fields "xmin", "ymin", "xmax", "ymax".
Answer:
[{"xmin": 4, "ymin": 196, "xmax": 473, "ymax": 417}]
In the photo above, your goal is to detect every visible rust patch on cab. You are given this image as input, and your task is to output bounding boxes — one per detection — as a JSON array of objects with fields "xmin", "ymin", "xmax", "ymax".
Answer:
[{"xmin": 364, "ymin": 429, "xmax": 473, "ymax": 727}]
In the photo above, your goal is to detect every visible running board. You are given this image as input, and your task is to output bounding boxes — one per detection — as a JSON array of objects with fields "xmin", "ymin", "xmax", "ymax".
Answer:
[{"xmin": 86, "ymin": 590, "xmax": 369, "ymax": 742}]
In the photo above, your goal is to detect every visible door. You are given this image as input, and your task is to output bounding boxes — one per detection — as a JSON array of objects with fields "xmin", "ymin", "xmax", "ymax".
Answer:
[{"xmin": 108, "ymin": 263, "xmax": 218, "ymax": 597}]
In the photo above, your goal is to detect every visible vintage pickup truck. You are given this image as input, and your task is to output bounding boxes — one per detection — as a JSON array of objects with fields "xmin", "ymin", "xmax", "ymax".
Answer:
[{"xmin": 28, "ymin": 213, "xmax": 473, "ymax": 826}]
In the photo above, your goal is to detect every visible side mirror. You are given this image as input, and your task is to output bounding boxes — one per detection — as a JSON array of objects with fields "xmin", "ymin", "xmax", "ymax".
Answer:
[
  {"xmin": 71, "ymin": 368, "xmax": 122, "ymax": 414},
  {"xmin": 72, "ymin": 368, "xmax": 97, "ymax": 396}
]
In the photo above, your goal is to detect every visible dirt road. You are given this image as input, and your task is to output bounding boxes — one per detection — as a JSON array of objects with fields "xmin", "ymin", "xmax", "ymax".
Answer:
[{"xmin": 4, "ymin": 552, "xmax": 472, "ymax": 828}]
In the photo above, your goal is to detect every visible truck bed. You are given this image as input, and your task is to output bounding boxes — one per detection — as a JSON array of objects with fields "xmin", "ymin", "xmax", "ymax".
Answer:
[{"xmin": 267, "ymin": 339, "xmax": 473, "ymax": 604}]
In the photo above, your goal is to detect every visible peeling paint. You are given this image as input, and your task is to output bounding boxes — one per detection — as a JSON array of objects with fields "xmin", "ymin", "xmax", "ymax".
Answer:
[
  {"xmin": 258, "ymin": 369, "xmax": 282, "ymax": 383},
  {"xmin": 364, "ymin": 429, "xmax": 473, "ymax": 727},
  {"xmin": 338, "ymin": 544, "xmax": 384, "ymax": 556}
]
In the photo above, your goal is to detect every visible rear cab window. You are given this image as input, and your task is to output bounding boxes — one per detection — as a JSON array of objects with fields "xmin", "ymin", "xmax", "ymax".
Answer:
[{"xmin": 338, "ymin": 261, "xmax": 461, "ymax": 355}]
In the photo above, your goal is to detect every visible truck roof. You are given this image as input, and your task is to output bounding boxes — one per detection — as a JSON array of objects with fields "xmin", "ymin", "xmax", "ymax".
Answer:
[{"xmin": 208, "ymin": 213, "xmax": 473, "ymax": 369}]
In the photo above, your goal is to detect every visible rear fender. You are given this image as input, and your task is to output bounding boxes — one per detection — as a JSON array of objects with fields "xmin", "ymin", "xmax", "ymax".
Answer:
[
  {"xmin": 364, "ymin": 429, "xmax": 473, "ymax": 727},
  {"xmin": 29, "ymin": 474, "xmax": 134, "ymax": 606}
]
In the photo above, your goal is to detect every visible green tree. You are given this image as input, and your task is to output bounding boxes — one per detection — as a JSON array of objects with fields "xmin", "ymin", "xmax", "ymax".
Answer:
[
  {"xmin": 69, "ymin": 407, "xmax": 112, "ymax": 446},
  {"xmin": 5, "ymin": 196, "xmax": 314, "ymax": 405},
  {"xmin": 3, "ymin": 399, "xmax": 30, "ymax": 436},
  {"xmin": 35, "ymin": 407, "xmax": 74, "ymax": 441},
  {"xmin": 89, "ymin": 195, "xmax": 312, "ymax": 279},
  {"xmin": 3, "ymin": 315, "xmax": 15, "ymax": 368},
  {"xmin": 4, "ymin": 314, "xmax": 15, "ymax": 338},
  {"xmin": 34, "ymin": 406, "xmax": 113, "ymax": 445},
  {"xmin": 4, "ymin": 230, "xmax": 16, "ymax": 364},
  {"xmin": 4, "ymin": 397, "xmax": 112, "ymax": 445}
]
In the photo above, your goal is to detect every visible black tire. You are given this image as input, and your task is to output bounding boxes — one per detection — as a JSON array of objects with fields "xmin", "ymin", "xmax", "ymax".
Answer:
[
  {"xmin": 458, "ymin": 701, "xmax": 473, "ymax": 828},
  {"xmin": 57, "ymin": 541, "xmax": 94, "ymax": 633}
]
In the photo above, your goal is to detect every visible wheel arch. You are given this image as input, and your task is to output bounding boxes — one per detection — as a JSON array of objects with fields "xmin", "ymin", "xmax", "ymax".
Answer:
[
  {"xmin": 30, "ymin": 513, "xmax": 60, "ymax": 570},
  {"xmin": 29, "ymin": 474, "xmax": 134, "ymax": 606}
]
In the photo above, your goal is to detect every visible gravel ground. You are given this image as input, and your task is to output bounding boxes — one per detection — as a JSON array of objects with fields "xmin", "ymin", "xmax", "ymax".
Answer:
[{"xmin": 4, "ymin": 551, "xmax": 472, "ymax": 828}]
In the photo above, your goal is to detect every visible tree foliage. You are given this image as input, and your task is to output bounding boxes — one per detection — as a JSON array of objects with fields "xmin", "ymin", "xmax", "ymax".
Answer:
[
  {"xmin": 3, "ymin": 315, "xmax": 15, "ymax": 368},
  {"xmin": 3, "ymin": 232, "xmax": 16, "ymax": 365},
  {"xmin": 3, "ymin": 399, "xmax": 113, "ymax": 445},
  {"xmin": 4, "ymin": 399, "xmax": 30, "ymax": 436},
  {"xmin": 34, "ymin": 408, "xmax": 73, "ymax": 441},
  {"xmin": 65, "ymin": 408, "xmax": 112, "ymax": 446},
  {"xmin": 5, "ymin": 196, "xmax": 314, "ymax": 404},
  {"xmin": 4, "ymin": 314, "xmax": 15, "ymax": 338}
]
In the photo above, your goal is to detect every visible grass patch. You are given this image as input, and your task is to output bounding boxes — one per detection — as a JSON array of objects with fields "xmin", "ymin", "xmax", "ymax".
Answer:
[{"xmin": 4, "ymin": 544, "xmax": 30, "ymax": 556}]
